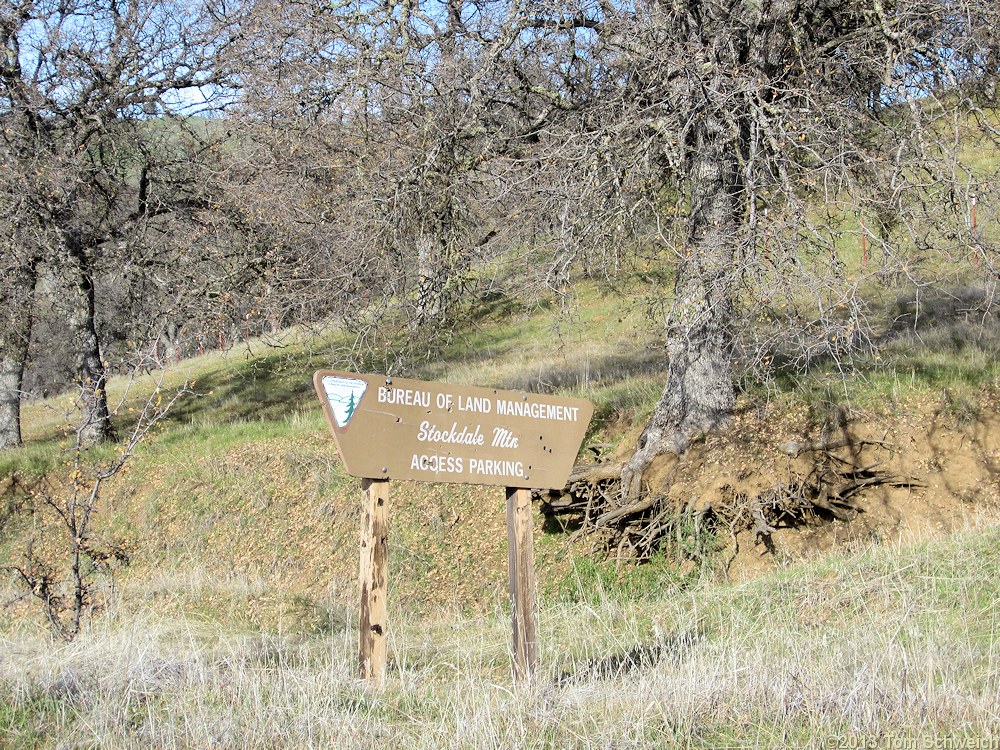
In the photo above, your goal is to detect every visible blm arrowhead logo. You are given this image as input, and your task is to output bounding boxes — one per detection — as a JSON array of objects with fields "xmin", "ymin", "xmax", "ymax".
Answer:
[{"xmin": 321, "ymin": 375, "xmax": 368, "ymax": 429}]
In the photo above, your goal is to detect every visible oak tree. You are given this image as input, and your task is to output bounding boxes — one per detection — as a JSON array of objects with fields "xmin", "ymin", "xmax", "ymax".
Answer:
[
  {"xmin": 514, "ymin": 0, "xmax": 1000, "ymax": 495},
  {"xmin": 1, "ymin": 0, "xmax": 242, "ymax": 446}
]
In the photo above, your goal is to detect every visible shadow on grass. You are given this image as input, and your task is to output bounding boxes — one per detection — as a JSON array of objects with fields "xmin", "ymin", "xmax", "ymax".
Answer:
[
  {"xmin": 495, "ymin": 350, "xmax": 665, "ymax": 395},
  {"xmin": 553, "ymin": 626, "xmax": 702, "ymax": 686},
  {"xmin": 163, "ymin": 352, "xmax": 324, "ymax": 427},
  {"xmin": 100, "ymin": 345, "xmax": 339, "ymax": 440},
  {"xmin": 762, "ymin": 285, "xmax": 1000, "ymax": 403}
]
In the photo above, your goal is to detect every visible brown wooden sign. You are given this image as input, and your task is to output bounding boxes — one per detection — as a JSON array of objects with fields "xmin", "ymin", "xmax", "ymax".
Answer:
[
  {"xmin": 315, "ymin": 370, "xmax": 592, "ymax": 682},
  {"xmin": 313, "ymin": 371, "xmax": 593, "ymax": 490}
]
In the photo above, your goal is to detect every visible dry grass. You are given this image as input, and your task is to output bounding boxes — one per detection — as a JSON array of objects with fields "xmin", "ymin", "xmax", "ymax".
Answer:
[
  {"xmin": 4, "ymin": 276, "xmax": 1000, "ymax": 747},
  {"xmin": 2, "ymin": 520, "xmax": 998, "ymax": 749}
]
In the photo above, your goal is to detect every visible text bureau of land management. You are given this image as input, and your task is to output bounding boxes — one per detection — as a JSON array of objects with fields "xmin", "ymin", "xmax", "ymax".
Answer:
[
  {"xmin": 377, "ymin": 385, "xmax": 583, "ymax": 422},
  {"xmin": 376, "ymin": 385, "xmax": 585, "ymax": 479}
]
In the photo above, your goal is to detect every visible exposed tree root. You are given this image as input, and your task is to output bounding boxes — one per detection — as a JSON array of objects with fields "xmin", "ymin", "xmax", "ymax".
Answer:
[{"xmin": 538, "ymin": 439, "xmax": 924, "ymax": 567}]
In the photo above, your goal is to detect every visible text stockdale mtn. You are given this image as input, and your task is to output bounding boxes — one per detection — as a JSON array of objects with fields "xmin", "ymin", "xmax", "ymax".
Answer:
[{"xmin": 314, "ymin": 371, "xmax": 593, "ymax": 490}]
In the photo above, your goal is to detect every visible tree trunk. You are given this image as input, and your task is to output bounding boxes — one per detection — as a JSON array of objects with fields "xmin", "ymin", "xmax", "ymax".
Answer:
[
  {"xmin": 64, "ymin": 244, "xmax": 114, "ymax": 446},
  {"xmin": 0, "ymin": 266, "xmax": 35, "ymax": 450},
  {"xmin": 157, "ymin": 320, "xmax": 184, "ymax": 365},
  {"xmin": 414, "ymin": 232, "xmax": 443, "ymax": 325},
  {"xmin": 621, "ymin": 114, "xmax": 742, "ymax": 498}
]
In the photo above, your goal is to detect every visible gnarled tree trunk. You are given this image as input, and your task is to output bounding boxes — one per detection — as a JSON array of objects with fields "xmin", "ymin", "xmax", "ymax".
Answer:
[
  {"xmin": 622, "ymin": 113, "xmax": 742, "ymax": 498},
  {"xmin": 157, "ymin": 320, "xmax": 184, "ymax": 365},
  {"xmin": 63, "ymin": 242, "xmax": 114, "ymax": 446},
  {"xmin": 414, "ymin": 232, "xmax": 448, "ymax": 326}
]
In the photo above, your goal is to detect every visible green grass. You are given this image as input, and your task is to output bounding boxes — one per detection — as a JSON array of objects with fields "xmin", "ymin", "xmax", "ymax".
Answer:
[
  {"xmin": 552, "ymin": 551, "xmax": 690, "ymax": 603},
  {"xmin": 0, "ymin": 441, "xmax": 66, "ymax": 481},
  {"xmin": 0, "ymin": 689, "xmax": 60, "ymax": 748},
  {"xmin": 3, "ymin": 266, "xmax": 999, "ymax": 619}
]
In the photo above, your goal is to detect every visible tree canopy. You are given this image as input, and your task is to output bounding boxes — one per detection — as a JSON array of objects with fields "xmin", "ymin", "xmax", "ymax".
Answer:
[{"xmin": 2, "ymin": 0, "xmax": 998, "ymax": 503}]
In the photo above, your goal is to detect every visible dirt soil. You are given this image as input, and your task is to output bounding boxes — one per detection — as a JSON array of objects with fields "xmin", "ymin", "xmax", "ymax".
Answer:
[
  {"xmin": 4, "ymin": 391, "xmax": 999, "ymax": 624},
  {"xmin": 630, "ymin": 389, "xmax": 1000, "ymax": 580}
]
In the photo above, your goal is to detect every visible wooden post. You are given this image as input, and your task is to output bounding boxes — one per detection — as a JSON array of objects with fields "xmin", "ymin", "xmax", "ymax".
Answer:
[
  {"xmin": 506, "ymin": 487, "xmax": 538, "ymax": 680},
  {"xmin": 359, "ymin": 478, "xmax": 389, "ymax": 683}
]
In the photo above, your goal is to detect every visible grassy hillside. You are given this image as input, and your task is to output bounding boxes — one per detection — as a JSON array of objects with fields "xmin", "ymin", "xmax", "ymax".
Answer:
[
  {"xmin": 4, "ymin": 275, "xmax": 997, "ymax": 617},
  {"xmin": 2, "ymin": 273, "xmax": 1000, "ymax": 747},
  {"xmin": 2, "ymin": 282, "xmax": 673, "ymax": 625}
]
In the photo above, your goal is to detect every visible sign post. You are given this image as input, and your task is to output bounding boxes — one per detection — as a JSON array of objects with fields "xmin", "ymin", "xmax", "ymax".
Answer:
[
  {"xmin": 506, "ymin": 486, "xmax": 538, "ymax": 677},
  {"xmin": 359, "ymin": 477, "xmax": 389, "ymax": 681},
  {"xmin": 314, "ymin": 371, "xmax": 592, "ymax": 683}
]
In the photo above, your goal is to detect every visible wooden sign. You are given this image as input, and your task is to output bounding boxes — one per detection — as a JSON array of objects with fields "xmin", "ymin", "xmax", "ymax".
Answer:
[
  {"xmin": 314, "ymin": 370, "xmax": 594, "ymax": 684},
  {"xmin": 313, "ymin": 371, "xmax": 593, "ymax": 489}
]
